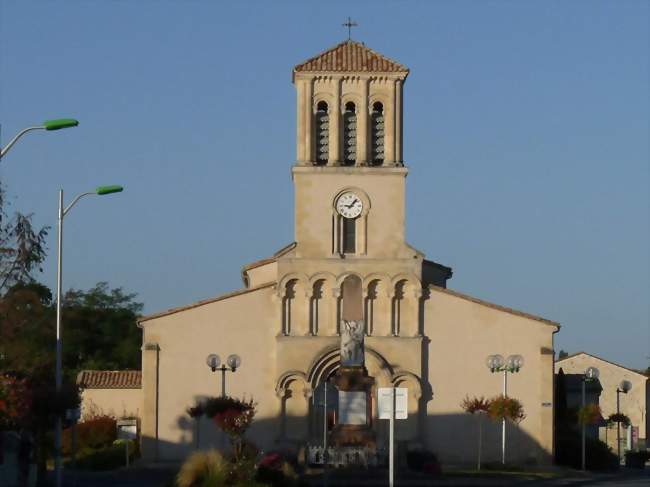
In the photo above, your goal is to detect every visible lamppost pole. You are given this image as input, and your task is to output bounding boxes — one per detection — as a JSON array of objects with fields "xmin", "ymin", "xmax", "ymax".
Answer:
[
  {"xmin": 54, "ymin": 185, "xmax": 123, "ymax": 487},
  {"xmin": 486, "ymin": 354, "xmax": 523, "ymax": 465},
  {"xmin": 616, "ymin": 388, "xmax": 621, "ymax": 460},
  {"xmin": 615, "ymin": 380, "xmax": 631, "ymax": 462},
  {"xmin": 0, "ymin": 118, "xmax": 78, "ymax": 160},
  {"xmin": 502, "ymin": 366, "xmax": 507, "ymax": 464}
]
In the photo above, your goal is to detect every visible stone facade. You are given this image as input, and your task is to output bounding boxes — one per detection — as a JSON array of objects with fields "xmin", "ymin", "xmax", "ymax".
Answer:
[{"xmin": 137, "ymin": 40, "xmax": 559, "ymax": 465}]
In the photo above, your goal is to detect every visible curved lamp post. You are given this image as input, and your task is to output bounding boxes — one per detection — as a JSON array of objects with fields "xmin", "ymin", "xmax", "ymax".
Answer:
[
  {"xmin": 0, "ymin": 118, "xmax": 79, "ymax": 159},
  {"xmin": 616, "ymin": 380, "xmax": 632, "ymax": 462},
  {"xmin": 206, "ymin": 353, "xmax": 242, "ymax": 397},
  {"xmin": 581, "ymin": 366, "xmax": 600, "ymax": 470},
  {"xmin": 54, "ymin": 185, "xmax": 123, "ymax": 487},
  {"xmin": 486, "ymin": 354, "xmax": 524, "ymax": 465}
]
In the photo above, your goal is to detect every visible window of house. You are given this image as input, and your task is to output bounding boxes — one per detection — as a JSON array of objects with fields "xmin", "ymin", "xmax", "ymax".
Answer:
[
  {"xmin": 315, "ymin": 101, "xmax": 329, "ymax": 165},
  {"xmin": 371, "ymin": 102, "xmax": 385, "ymax": 165},
  {"xmin": 343, "ymin": 102, "xmax": 357, "ymax": 165}
]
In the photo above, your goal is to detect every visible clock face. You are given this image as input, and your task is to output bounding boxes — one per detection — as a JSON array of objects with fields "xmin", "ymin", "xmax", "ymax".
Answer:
[{"xmin": 336, "ymin": 192, "xmax": 363, "ymax": 219}]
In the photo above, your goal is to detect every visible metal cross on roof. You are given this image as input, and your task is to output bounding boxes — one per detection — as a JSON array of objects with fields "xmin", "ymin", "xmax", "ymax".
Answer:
[{"xmin": 342, "ymin": 17, "xmax": 358, "ymax": 40}]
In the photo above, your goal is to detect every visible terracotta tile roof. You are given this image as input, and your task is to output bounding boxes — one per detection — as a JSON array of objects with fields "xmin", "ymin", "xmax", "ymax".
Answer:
[
  {"xmin": 294, "ymin": 40, "xmax": 409, "ymax": 74},
  {"xmin": 77, "ymin": 370, "xmax": 141, "ymax": 389}
]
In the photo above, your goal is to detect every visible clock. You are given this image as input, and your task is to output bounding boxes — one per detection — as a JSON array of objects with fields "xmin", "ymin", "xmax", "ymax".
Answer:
[{"xmin": 336, "ymin": 192, "xmax": 363, "ymax": 219}]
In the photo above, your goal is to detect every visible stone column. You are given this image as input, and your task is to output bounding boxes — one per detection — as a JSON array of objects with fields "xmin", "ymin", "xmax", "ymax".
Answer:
[
  {"xmin": 385, "ymin": 79, "xmax": 396, "ymax": 164},
  {"xmin": 296, "ymin": 79, "xmax": 306, "ymax": 164},
  {"xmin": 329, "ymin": 77, "xmax": 341, "ymax": 165},
  {"xmin": 357, "ymin": 77, "xmax": 369, "ymax": 165},
  {"xmin": 292, "ymin": 282, "xmax": 310, "ymax": 336},
  {"xmin": 305, "ymin": 78, "xmax": 314, "ymax": 164},
  {"xmin": 373, "ymin": 283, "xmax": 392, "ymax": 336},
  {"xmin": 141, "ymin": 342, "xmax": 160, "ymax": 461},
  {"xmin": 399, "ymin": 287, "xmax": 422, "ymax": 337},
  {"xmin": 315, "ymin": 285, "xmax": 334, "ymax": 336},
  {"xmin": 395, "ymin": 79, "xmax": 403, "ymax": 164}
]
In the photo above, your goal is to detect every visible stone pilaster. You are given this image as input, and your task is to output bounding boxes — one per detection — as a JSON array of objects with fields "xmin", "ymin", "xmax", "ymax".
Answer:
[
  {"xmin": 357, "ymin": 77, "xmax": 369, "ymax": 165},
  {"xmin": 329, "ymin": 77, "xmax": 341, "ymax": 165},
  {"xmin": 140, "ymin": 342, "xmax": 160, "ymax": 461}
]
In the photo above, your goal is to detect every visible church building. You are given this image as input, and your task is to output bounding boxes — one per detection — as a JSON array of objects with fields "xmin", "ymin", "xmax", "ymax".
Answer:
[{"xmin": 137, "ymin": 40, "xmax": 559, "ymax": 465}]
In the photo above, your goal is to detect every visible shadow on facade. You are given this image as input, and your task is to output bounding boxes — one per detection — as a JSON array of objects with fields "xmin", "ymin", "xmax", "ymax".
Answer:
[{"xmin": 141, "ymin": 407, "xmax": 550, "ymax": 466}]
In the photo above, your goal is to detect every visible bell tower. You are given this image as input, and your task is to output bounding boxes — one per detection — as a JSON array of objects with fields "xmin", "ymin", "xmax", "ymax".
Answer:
[
  {"xmin": 293, "ymin": 40, "xmax": 409, "ymax": 167},
  {"xmin": 290, "ymin": 41, "xmax": 416, "ymax": 263}
]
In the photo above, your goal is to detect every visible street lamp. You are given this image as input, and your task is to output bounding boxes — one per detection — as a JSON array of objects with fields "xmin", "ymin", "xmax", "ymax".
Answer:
[
  {"xmin": 206, "ymin": 353, "xmax": 242, "ymax": 397},
  {"xmin": 615, "ymin": 380, "xmax": 632, "ymax": 462},
  {"xmin": 0, "ymin": 118, "xmax": 79, "ymax": 159},
  {"xmin": 54, "ymin": 184, "xmax": 123, "ymax": 487},
  {"xmin": 486, "ymin": 353, "xmax": 524, "ymax": 464},
  {"xmin": 580, "ymin": 366, "xmax": 600, "ymax": 470}
]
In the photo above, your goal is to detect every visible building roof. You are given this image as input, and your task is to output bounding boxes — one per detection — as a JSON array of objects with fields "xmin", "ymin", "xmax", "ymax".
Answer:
[
  {"xmin": 294, "ymin": 40, "xmax": 409, "ymax": 74},
  {"xmin": 429, "ymin": 284, "xmax": 560, "ymax": 328},
  {"xmin": 556, "ymin": 352, "xmax": 649, "ymax": 378},
  {"xmin": 77, "ymin": 370, "xmax": 141, "ymax": 389}
]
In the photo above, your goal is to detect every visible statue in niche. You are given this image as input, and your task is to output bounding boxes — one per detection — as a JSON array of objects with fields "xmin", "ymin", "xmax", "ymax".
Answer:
[{"xmin": 340, "ymin": 319, "xmax": 365, "ymax": 366}]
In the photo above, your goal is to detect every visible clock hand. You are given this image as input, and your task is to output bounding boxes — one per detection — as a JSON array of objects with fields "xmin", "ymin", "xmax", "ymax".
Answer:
[{"xmin": 346, "ymin": 199, "xmax": 359, "ymax": 208}]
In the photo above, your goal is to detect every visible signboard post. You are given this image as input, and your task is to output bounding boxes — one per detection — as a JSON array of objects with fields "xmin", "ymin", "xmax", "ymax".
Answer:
[
  {"xmin": 116, "ymin": 419, "xmax": 138, "ymax": 467},
  {"xmin": 378, "ymin": 388, "xmax": 407, "ymax": 487}
]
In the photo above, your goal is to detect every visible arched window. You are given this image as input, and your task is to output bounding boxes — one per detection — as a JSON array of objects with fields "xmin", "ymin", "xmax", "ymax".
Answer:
[
  {"xmin": 341, "ymin": 217, "xmax": 356, "ymax": 254},
  {"xmin": 343, "ymin": 102, "xmax": 357, "ymax": 165},
  {"xmin": 310, "ymin": 280, "xmax": 324, "ymax": 335},
  {"xmin": 371, "ymin": 102, "xmax": 385, "ymax": 165},
  {"xmin": 392, "ymin": 280, "xmax": 405, "ymax": 336},
  {"xmin": 315, "ymin": 101, "xmax": 329, "ymax": 165},
  {"xmin": 282, "ymin": 280, "xmax": 297, "ymax": 335}
]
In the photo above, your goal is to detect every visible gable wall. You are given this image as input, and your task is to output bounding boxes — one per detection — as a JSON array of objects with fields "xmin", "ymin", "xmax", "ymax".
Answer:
[
  {"xmin": 140, "ymin": 286, "xmax": 277, "ymax": 460},
  {"xmin": 422, "ymin": 288, "xmax": 556, "ymax": 465},
  {"xmin": 556, "ymin": 354, "xmax": 649, "ymax": 444}
]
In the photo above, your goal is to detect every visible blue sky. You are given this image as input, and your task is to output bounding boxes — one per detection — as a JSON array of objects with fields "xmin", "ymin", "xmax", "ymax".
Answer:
[{"xmin": 1, "ymin": 1, "xmax": 648, "ymax": 369}]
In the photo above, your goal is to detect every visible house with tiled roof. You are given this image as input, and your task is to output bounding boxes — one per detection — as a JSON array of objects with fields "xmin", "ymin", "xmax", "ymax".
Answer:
[
  {"xmin": 556, "ymin": 352, "xmax": 649, "ymax": 453},
  {"xmin": 77, "ymin": 370, "xmax": 142, "ymax": 420}
]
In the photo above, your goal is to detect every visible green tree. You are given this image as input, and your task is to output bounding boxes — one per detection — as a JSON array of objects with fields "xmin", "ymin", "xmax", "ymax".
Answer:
[
  {"xmin": 0, "ymin": 182, "xmax": 49, "ymax": 295},
  {"xmin": 61, "ymin": 282, "xmax": 143, "ymax": 375}
]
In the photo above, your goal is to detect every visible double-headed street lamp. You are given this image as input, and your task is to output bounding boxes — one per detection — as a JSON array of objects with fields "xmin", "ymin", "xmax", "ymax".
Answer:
[
  {"xmin": 0, "ymin": 119, "xmax": 79, "ymax": 159},
  {"xmin": 580, "ymin": 366, "xmax": 600, "ymax": 470},
  {"xmin": 54, "ymin": 185, "xmax": 123, "ymax": 487},
  {"xmin": 615, "ymin": 380, "xmax": 632, "ymax": 461},
  {"xmin": 486, "ymin": 354, "xmax": 524, "ymax": 465},
  {"xmin": 206, "ymin": 353, "xmax": 242, "ymax": 397}
]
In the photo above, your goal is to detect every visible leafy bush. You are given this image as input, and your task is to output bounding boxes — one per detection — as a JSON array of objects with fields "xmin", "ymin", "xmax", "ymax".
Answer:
[
  {"xmin": 177, "ymin": 449, "xmax": 230, "ymax": 487},
  {"xmin": 607, "ymin": 413, "xmax": 631, "ymax": 428},
  {"xmin": 577, "ymin": 404, "xmax": 602, "ymax": 426},
  {"xmin": 62, "ymin": 415, "xmax": 117, "ymax": 455},
  {"xmin": 461, "ymin": 396, "xmax": 490, "ymax": 414},
  {"xmin": 488, "ymin": 395, "xmax": 526, "ymax": 424},
  {"xmin": 0, "ymin": 374, "xmax": 31, "ymax": 430},
  {"xmin": 65, "ymin": 439, "xmax": 137, "ymax": 471},
  {"xmin": 555, "ymin": 431, "xmax": 618, "ymax": 471},
  {"xmin": 624, "ymin": 450, "xmax": 649, "ymax": 468},
  {"xmin": 201, "ymin": 396, "xmax": 256, "ymax": 462},
  {"xmin": 256, "ymin": 451, "xmax": 301, "ymax": 487},
  {"xmin": 406, "ymin": 449, "xmax": 441, "ymax": 476}
]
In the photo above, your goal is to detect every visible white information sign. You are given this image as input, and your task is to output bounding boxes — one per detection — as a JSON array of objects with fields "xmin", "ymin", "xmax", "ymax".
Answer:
[
  {"xmin": 378, "ymin": 387, "xmax": 408, "ymax": 420},
  {"xmin": 338, "ymin": 391, "xmax": 367, "ymax": 425}
]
